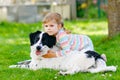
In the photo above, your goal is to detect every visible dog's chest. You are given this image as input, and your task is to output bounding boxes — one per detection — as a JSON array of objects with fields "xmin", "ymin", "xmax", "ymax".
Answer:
[
  {"xmin": 37, "ymin": 58, "xmax": 63, "ymax": 69},
  {"xmin": 37, "ymin": 53, "xmax": 84, "ymax": 70}
]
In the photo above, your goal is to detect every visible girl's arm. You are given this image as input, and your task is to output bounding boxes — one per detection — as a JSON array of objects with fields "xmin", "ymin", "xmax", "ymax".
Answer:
[{"xmin": 55, "ymin": 33, "xmax": 71, "ymax": 57}]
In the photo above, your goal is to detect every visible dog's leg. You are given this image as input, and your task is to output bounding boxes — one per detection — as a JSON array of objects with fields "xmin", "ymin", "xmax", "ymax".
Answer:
[
  {"xmin": 29, "ymin": 59, "xmax": 40, "ymax": 70},
  {"xmin": 59, "ymin": 66, "xmax": 80, "ymax": 75},
  {"xmin": 96, "ymin": 59, "xmax": 107, "ymax": 68},
  {"xmin": 9, "ymin": 64, "xmax": 30, "ymax": 69},
  {"xmin": 88, "ymin": 59, "xmax": 117, "ymax": 73},
  {"xmin": 59, "ymin": 69, "xmax": 76, "ymax": 75},
  {"xmin": 17, "ymin": 60, "xmax": 31, "ymax": 65},
  {"xmin": 88, "ymin": 66, "xmax": 117, "ymax": 73}
]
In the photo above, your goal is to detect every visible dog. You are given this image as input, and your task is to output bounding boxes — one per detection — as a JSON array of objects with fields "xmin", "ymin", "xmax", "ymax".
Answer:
[
  {"xmin": 9, "ymin": 31, "xmax": 117, "ymax": 75},
  {"xmin": 29, "ymin": 47, "xmax": 116, "ymax": 75},
  {"xmin": 9, "ymin": 31, "xmax": 59, "ymax": 68}
]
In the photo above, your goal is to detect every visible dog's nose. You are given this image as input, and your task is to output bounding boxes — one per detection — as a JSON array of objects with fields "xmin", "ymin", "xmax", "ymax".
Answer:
[{"xmin": 36, "ymin": 46, "xmax": 41, "ymax": 50}]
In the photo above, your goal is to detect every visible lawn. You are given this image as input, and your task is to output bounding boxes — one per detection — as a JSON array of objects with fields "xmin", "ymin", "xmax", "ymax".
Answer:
[{"xmin": 0, "ymin": 19, "xmax": 119, "ymax": 80}]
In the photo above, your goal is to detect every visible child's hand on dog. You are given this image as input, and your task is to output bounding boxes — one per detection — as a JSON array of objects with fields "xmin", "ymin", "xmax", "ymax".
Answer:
[{"xmin": 42, "ymin": 50, "xmax": 56, "ymax": 58}]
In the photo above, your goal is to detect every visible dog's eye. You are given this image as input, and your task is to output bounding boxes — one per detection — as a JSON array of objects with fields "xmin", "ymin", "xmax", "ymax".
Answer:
[
  {"xmin": 42, "ymin": 38, "xmax": 45, "ymax": 42},
  {"xmin": 37, "ymin": 38, "xmax": 39, "ymax": 41},
  {"xmin": 35, "ymin": 37, "xmax": 39, "ymax": 43},
  {"xmin": 41, "ymin": 38, "xmax": 47, "ymax": 45}
]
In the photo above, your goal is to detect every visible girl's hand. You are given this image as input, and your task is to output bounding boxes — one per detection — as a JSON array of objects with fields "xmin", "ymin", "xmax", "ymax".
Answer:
[
  {"xmin": 65, "ymin": 30, "xmax": 71, "ymax": 34},
  {"xmin": 42, "ymin": 50, "xmax": 56, "ymax": 58}
]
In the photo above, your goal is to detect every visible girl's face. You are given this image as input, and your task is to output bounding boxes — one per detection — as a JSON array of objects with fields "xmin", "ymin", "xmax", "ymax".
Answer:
[{"xmin": 43, "ymin": 20, "xmax": 61, "ymax": 36}]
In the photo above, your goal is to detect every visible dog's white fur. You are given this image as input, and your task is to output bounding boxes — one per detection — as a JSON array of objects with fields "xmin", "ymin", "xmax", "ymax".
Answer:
[
  {"xmin": 29, "ymin": 45, "xmax": 116, "ymax": 75},
  {"xmin": 9, "ymin": 31, "xmax": 117, "ymax": 75},
  {"xmin": 29, "ymin": 32, "xmax": 116, "ymax": 75}
]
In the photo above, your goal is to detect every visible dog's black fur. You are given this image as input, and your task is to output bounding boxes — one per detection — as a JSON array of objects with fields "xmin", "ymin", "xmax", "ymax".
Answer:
[
  {"xmin": 85, "ymin": 50, "xmax": 104, "ymax": 61},
  {"xmin": 29, "ymin": 31, "xmax": 56, "ymax": 48}
]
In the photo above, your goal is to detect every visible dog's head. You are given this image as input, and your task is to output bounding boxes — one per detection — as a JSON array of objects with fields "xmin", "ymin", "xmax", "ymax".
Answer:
[{"xmin": 29, "ymin": 31, "xmax": 56, "ymax": 56}]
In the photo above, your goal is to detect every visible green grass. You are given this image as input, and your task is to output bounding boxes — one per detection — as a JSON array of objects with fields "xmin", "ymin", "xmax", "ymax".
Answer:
[{"xmin": 0, "ymin": 19, "xmax": 119, "ymax": 80}]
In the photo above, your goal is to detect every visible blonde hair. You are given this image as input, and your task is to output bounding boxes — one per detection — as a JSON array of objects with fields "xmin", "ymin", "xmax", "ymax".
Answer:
[
  {"xmin": 42, "ymin": 12, "xmax": 71, "ymax": 34},
  {"xmin": 42, "ymin": 12, "xmax": 62, "ymax": 24}
]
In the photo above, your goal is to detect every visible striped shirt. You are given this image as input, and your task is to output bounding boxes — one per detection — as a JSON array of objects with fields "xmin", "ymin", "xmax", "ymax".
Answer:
[{"xmin": 55, "ymin": 28, "xmax": 94, "ymax": 57}]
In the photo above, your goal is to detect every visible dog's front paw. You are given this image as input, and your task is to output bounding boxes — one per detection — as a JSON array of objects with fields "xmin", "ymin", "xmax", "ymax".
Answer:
[
  {"xmin": 29, "ymin": 61, "xmax": 39, "ymax": 70},
  {"xmin": 58, "ymin": 71, "xmax": 68, "ymax": 76}
]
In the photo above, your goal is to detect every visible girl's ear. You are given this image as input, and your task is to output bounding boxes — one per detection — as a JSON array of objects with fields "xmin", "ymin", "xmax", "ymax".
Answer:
[{"xmin": 58, "ymin": 23, "xmax": 62, "ymax": 30}]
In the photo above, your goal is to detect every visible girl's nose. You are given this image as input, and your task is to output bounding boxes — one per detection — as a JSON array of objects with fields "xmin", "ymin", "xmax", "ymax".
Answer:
[{"xmin": 47, "ymin": 26, "xmax": 50, "ymax": 28}]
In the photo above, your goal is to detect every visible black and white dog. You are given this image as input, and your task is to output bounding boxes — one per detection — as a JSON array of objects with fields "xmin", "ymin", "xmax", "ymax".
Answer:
[{"xmin": 9, "ymin": 31, "xmax": 117, "ymax": 75}]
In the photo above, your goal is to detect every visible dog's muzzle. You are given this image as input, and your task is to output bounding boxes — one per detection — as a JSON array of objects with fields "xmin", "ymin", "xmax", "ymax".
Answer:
[
  {"xmin": 36, "ymin": 46, "xmax": 42, "ymax": 55},
  {"xmin": 36, "ymin": 46, "xmax": 42, "ymax": 51}
]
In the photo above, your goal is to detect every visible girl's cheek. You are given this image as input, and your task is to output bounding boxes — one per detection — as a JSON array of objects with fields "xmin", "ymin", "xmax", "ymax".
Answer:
[
  {"xmin": 54, "ymin": 25, "xmax": 59, "ymax": 30},
  {"xmin": 44, "ymin": 28, "xmax": 48, "ymax": 32},
  {"xmin": 54, "ymin": 27, "xmax": 58, "ymax": 30},
  {"xmin": 43, "ymin": 27, "xmax": 46, "ymax": 31}
]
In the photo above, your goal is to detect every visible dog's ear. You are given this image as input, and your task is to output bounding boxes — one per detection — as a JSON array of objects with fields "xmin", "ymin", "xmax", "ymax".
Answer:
[
  {"xmin": 29, "ymin": 31, "xmax": 41, "ymax": 46},
  {"xmin": 42, "ymin": 33, "xmax": 56, "ymax": 48},
  {"xmin": 48, "ymin": 35, "xmax": 56, "ymax": 47}
]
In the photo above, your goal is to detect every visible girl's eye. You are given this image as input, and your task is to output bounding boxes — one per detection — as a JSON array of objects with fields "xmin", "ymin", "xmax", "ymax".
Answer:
[
  {"xmin": 50, "ymin": 25, "xmax": 54, "ymax": 27},
  {"xmin": 44, "ymin": 25, "xmax": 48, "ymax": 27}
]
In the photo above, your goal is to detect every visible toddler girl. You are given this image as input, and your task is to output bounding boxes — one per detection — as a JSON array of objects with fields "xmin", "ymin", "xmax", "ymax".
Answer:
[{"xmin": 42, "ymin": 12, "xmax": 106, "ymax": 61}]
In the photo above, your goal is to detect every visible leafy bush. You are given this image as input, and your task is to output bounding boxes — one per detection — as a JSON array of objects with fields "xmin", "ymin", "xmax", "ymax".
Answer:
[{"xmin": 76, "ymin": 2, "xmax": 107, "ymax": 18}]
